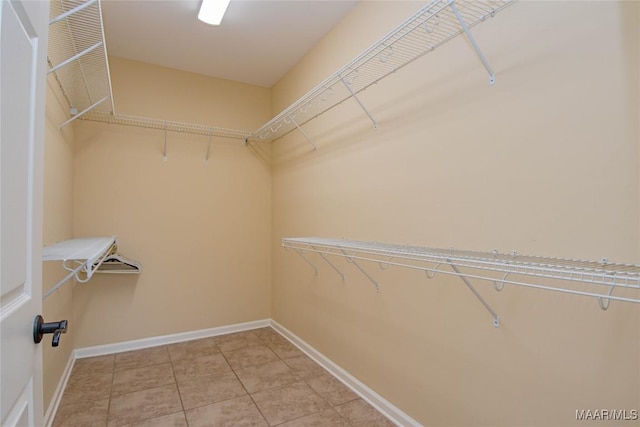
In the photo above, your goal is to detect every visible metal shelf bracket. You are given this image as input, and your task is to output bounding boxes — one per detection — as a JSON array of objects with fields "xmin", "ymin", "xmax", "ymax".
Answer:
[
  {"xmin": 449, "ymin": 1, "xmax": 496, "ymax": 85},
  {"xmin": 205, "ymin": 131, "xmax": 213, "ymax": 165},
  {"xmin": 288, "ymin": 116, "xmax": 317, "ymax": 150},
  {"xmin": 340, "ymin": 249, "xmax": 380, "ymax": 292},
  {"xmin": 293, "ymin": 249, "xmax": 318, "ymax": 275},
  {"xmin": 450, "ymin": 263, "xmax": 500, "ymax": 327},
  {"xmin": 163, "ymin": 121, "xmax": 168, "ymax": 161},
  {"xmin": 317, "ymin": 251, "xmax": 345, "ymax": 281},
  {"xmin": 340, "ymin": 76, "xmax": 378, "ymax": 129}
]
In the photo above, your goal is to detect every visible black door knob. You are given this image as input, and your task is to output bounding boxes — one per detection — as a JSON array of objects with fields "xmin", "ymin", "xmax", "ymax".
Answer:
[{"xmin": 33, "ymin": 315, "xmax": 68, "ymax": 347}]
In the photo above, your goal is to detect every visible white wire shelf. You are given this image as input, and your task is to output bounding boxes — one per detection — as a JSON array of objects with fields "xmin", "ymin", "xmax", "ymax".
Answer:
[
  {"xmin": 48, "ymin": 0, "xmax": 114, "ymax": 128},
  {"xmin": 47, "ymin": 0, "xmax": 255, "ymax": 141},
  {"xmin": 250, "ymin": 0, "xmax": 514, "ymax": 144},
  {"xmin": 78, "ymin": 111, "xmax": 252, "ymax": 141},
  {"xmin": 43, "ymin": 236, "xmax": 117, "ymax": 300},
  {"xmin": 283, "ymin": 237, "xmax": 640, "ymax": 325},
  {"xmin": 48, "ymin": 0, "xmax": 514, "ymax": 151}
]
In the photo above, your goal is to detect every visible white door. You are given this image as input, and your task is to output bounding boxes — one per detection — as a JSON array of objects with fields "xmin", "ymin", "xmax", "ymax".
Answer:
[{"xmin": 1, "ymin": 0, "xmax": 49, "ymax": 426}]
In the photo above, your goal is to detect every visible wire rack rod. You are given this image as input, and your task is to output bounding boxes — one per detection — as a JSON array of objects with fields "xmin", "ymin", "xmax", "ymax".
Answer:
[
  {"xmin": 250, "ymin": 0, "xmax": 514, "ymax": 142},
  {"xmin": 78, "ymin": 111, "xmax": 252, "ymax": 141},
  {"xmin": 282, "ymin": 237, "xmax": 640, "ymax": 306}
]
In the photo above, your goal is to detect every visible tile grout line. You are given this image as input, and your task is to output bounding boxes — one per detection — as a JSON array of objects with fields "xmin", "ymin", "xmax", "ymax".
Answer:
[
  {"xmin": 218, "ymin": 330, "xmax": 273, "ymax": 426},
  {"xmin": 106, "ymin": 355, "xmax": 115, "ymax": 426},
  {"xmin": 168, "ymin": 350, "xmax": 190, "ymax": 427},
  {"xmin": 253, "ymin": 328, "xmax": 354, "ymax": 426}
]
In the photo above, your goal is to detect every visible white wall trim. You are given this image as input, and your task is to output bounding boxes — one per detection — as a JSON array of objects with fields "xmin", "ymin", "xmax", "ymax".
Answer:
[
  {"xmin": 74, "ymin": 319, "xmax": 271, "ymax": 359},
  {"xmin": 44, "ymin": 352, "xmax": 75, "ymax": 427},
  {"xmin": 270, "ymin": 320, "xmax": 421, "ymax": 427}
]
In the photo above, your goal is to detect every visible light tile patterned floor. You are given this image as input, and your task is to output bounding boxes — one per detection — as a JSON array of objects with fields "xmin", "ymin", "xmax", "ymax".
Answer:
[{"xmin": 53, "ymin": 327, "xmax": 396, "ymax": 426}]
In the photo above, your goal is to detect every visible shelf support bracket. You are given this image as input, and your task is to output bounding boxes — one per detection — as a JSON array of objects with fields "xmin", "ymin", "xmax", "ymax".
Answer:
[
  {"xmin": 290, "ymin": 116, "xmax": 317, "ymax": 150},
  {"xmin": 341, "ymin": 250, "xmax": 380, "ymax": 292},
  {"xmin": 163, "ymin": 121, "xmax": 168, "ymax": 161},
  {"xmin": 312, "ymin": 247, "xmax": 345, "ymax": 281},
  {"xmin": 293, "ymin": 249, "xmax": 318, "ymax": 275},
  {"xmin": 449, "ymin": 2, "xmax": 496, "ymax": 85},
  {"xmin": 449, "ymin": 263, "xmax": 500, "ymax": 327},
  {"xmin": 205, "ymin": 131, "xmax": 213, "ymax": 165},
  {"xmin": 340, "ymin": 77, "xmax": 378, "ymax": 129},
  {"xmin": 43, "ymin": 263, "xmax": 85, "ymax": 301},
  {"xmin": 58, "ymin": 95, "xmax": 109, "ymax": 129}
]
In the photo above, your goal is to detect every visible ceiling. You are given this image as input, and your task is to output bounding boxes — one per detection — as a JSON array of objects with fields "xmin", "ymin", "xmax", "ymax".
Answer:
[{"xmin": 101, "ymin": 0, "xmax": 359, "ymax": 88}]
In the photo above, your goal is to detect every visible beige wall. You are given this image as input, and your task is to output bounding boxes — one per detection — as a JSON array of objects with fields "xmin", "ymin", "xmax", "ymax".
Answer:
[
  {"xmin": 42, "ymin": 76, "xmax": 76, "ymax": 410},
  {"xmin": 271, "ymin": 1, "xmax": 640, "ymax": 426},
  {"xmin": 71, "ymin": 57, "xmax": 272, "ymax": 347}
]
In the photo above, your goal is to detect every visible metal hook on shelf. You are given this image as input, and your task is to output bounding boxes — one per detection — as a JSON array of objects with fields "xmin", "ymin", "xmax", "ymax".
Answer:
[
  {"xmin": 379, "ymin": 257, "xmax": 394, "ymax": 270},
  {"xmin": 321, "ymin": 87, "xmax": 333, "ymax": 102},
  {"xmin": 270, "ymin": 123, "xmax": 282, "ymax": 133},
  {"xmin": 345, "ymin": 70, "xmax": 359, "ymax": 86},
  {"xmin": 378, "ymin": 45, "xmax": 394, "ymax": 64},
  {"xmin": 300, "ymin": 102, "xmax": 312, "ymax": 115},
  {"xmin": 422, "ymin": 14, "xmax": 441, "ymax": 34},
  {"xmin": 425, "ymin": 263, "xmax": 442, "ymax": 279},
  {"xmin": 597, "ymin": 286, "xmax": 616, "ymax": 311},
  {"xmin": 493, "ymin": 272, "xmax": 509, "ymax": 291}
]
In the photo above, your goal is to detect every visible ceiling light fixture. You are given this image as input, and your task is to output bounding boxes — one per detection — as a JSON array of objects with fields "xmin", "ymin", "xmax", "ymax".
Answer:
[{"xmin": 198, "ymin": 0, "xmax": 231, "ymax": 26}]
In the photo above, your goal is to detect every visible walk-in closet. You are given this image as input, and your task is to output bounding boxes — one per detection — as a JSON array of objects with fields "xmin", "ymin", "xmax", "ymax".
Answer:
[{"xmin": 1, "ymin": 0, "xmax": 638, "ymax": 426}]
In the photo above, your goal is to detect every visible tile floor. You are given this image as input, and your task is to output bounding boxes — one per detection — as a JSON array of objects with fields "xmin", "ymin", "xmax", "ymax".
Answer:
[{"xmin": 53, "ymin": 327, "xmax": 396, "ymax": 426}]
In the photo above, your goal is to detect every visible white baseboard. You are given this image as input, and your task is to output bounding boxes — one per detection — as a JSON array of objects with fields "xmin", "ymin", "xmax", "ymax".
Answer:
[
  {"xmin": 44, "ymin": 352, "xmax": 75, "ymax": 427},
  {"xmin": 74, "ymin": 318, "xmax": 270, "ymax": 358},
  {"xmin": 270, "ymin": 320, "xmax": 421, "ymax": 427}
]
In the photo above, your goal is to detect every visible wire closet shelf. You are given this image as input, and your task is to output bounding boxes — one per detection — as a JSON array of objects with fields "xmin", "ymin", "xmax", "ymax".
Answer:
[
  {"xmin": 48, "ymin": 0, "xmax": 114, "ymax": 127},
  {"xmin": 42, "ymin": 236, "xmax": 117, "ymax": 300},
  {"xmin": 48, "ymin": 0, "xmax": 513, "ymax": 144},
  {"xmin": 78, "ymin": 111, "xmax": 252, "ymax": 141},
  {"xmin": 250, "ymin": 0, "xmax": 514, "ymax": 143},
  {"xmin": 282, "ymin": 237, "xmax": 640, "ymax": 316}
]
